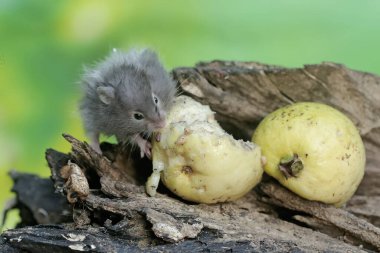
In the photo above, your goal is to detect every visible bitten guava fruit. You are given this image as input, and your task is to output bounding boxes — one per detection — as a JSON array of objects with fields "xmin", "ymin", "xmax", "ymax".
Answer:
[
  {"xmin": 253, "ymin": 102, "xmax": 365, "ymax": 207},
  {"xmin": 146, "ymin": 96, "xmax": 263, "ymax": 204}
]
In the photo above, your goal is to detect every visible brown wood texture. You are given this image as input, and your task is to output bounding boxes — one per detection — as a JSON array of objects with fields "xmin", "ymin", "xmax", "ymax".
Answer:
[{"xmin": 2, "ymin": 61, "xmax": 380, "ymax": 252}]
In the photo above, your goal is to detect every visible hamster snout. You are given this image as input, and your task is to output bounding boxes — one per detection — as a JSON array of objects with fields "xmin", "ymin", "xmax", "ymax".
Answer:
[{"xmin": 152, "ymin": 119, "xmax": 166, "ymax": 129}]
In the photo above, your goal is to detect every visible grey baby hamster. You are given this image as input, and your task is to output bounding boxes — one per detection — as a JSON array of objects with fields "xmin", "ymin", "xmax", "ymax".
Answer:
[{"xmin": 79, "ymin": 48, "xmax": 176, "ymax": 158}]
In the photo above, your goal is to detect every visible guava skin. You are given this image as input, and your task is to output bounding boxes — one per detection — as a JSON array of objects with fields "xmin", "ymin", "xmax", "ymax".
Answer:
[
  {"xmin": 253, "ymin": 102, "xmax": 366, "ymax": 207},
  {"xmin": 147, "ymin": 96, "xmax": 263, "ymax": 204}
]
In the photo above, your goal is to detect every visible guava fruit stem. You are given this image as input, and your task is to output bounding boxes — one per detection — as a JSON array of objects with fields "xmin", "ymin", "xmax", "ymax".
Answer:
[{"xmin": 278, "ymin": 154, "xmax": 303, "ymax": 179}]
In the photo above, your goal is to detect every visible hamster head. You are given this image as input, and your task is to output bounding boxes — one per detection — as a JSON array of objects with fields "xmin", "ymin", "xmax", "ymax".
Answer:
[{"xmin": 96, "ymin": 63, "xmax": 168, "ymax": 136}]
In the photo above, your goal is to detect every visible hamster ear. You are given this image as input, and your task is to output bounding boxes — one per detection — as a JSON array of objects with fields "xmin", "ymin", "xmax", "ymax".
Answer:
[
  {"xmin": 97, "ymin": 86, "xmax": 115, "ymax": 105},
  {"xmin": 139, "ymin": 49, "xmax": 160, "ymax": 67}
]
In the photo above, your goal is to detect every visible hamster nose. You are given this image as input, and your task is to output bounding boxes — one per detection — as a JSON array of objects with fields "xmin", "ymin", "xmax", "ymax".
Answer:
[{"xmin": 155, "ymin": 120, "xmax": 166, "ymax": 129}]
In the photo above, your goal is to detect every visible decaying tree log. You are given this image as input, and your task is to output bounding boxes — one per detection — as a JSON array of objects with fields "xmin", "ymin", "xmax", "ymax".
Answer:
[
  {"xmin": 2, "ymin": 134, "xmax": 378, "ymax": 252},
  {"xmin": 2, "ymin": 61, "xmax": 380, "ymax": 252}
]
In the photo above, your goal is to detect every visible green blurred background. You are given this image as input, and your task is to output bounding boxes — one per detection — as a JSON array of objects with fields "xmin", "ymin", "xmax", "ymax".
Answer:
[{"xmin": 1, "ymin": 0, "xmax": 380, "ymax": 229}]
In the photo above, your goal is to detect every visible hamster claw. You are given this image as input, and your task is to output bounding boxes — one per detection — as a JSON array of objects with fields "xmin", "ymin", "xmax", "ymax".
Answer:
[
  {"xmin": 135, "ymin": 135, "xmax": 152, "ymax": 159},
  {"xmin": 141, "ymin": 141, "xmax": 152, "ymax": 159}
]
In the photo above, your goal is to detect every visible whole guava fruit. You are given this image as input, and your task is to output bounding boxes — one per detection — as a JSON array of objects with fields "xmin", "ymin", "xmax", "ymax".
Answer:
[{"xmin": 253, "ymin": 102, "xmax": 366, "ymax": 207}]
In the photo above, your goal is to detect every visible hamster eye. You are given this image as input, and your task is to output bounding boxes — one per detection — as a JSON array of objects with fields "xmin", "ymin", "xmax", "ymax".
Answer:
[
  {"xmin": 153, "ymin": 96, "xmax": 158, "ymax": 104},
  {"xmin": 133, "ymin": 113, "xmax": 144, "ymax": 120}
]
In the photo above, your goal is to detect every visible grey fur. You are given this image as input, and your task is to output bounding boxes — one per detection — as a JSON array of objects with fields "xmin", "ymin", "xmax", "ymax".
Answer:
[{"xmin": 79, "ymin": 48, "xmax": 176, "ymax": 146}]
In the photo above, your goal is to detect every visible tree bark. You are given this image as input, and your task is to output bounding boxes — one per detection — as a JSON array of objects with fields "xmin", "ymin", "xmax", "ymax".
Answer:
[{"xmin": 2, "ymin": 61, "xmax": 380, "ymax": 252}]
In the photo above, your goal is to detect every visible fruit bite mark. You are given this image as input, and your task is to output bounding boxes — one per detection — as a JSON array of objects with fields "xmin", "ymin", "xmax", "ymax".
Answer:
[{"xmin": 278, "ymin": 154, "xmax": 304, "ymax": 179}]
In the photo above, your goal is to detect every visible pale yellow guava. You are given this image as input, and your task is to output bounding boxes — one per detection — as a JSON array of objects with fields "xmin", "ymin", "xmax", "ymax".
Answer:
[
  {"xmin": 146, "ymin": 96, "xmax": 263, "ymax": 204},
  {"xmin": 253, "ymin": 102, "xmax": 366, "ymax": 206}
]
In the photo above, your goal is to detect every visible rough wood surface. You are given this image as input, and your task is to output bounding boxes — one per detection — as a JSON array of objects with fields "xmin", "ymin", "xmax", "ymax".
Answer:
[
  {"xmin": 260, "ymin": 182, "xmax": 380, "ymax": 250},
  {"xmin": 346, "ymin": 196, "xmax": 380, "ymax": 227},
  {"xmin": 2, "ymin": 61, "xmax": 380, "ymax": 252},
  {"xmin": 3, "ymin": 135, "xmax": 378, "ymax": 252},
  {"xmin": 4, "ymin": 225, "xmax": 351, "ymax": 253},
  {"xmin": 1, "ymin": 177, "xmax": 368, "ymax": 253}
]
